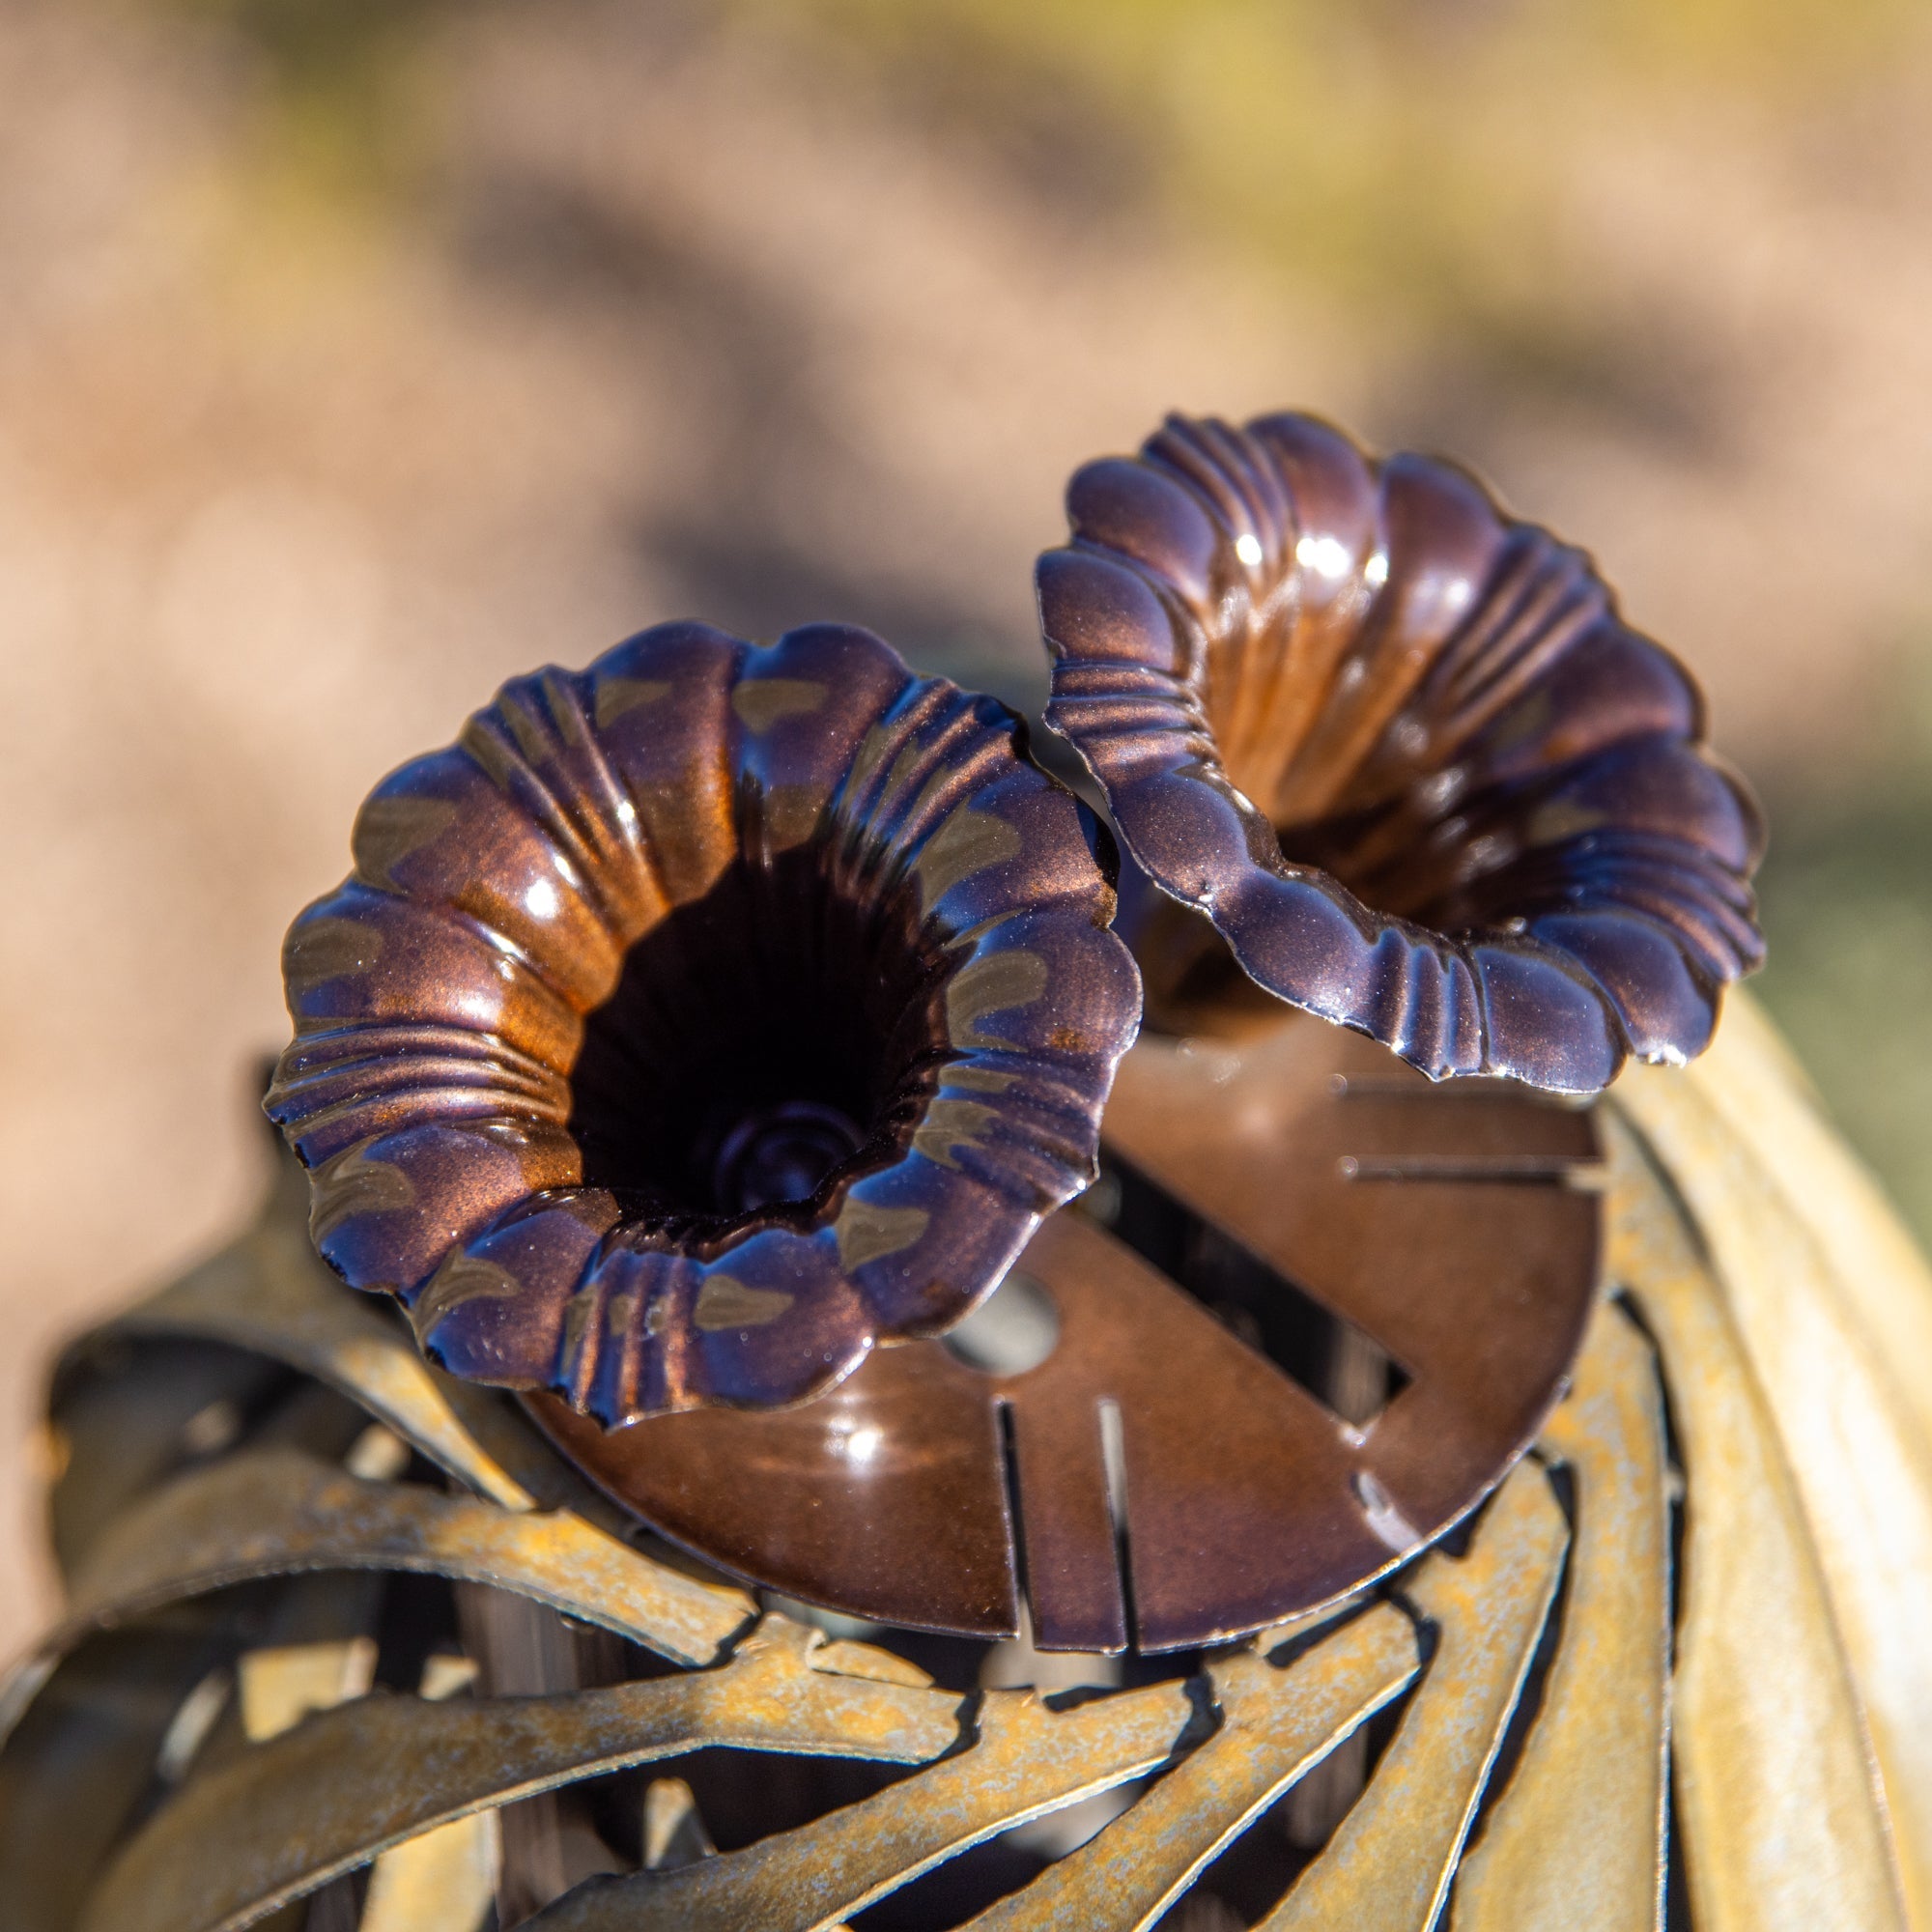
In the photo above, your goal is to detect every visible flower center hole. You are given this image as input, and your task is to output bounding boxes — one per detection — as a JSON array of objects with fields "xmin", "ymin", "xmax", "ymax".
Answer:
[
  {"xmin": 711, "ymin": 1102, "xmax": 866, "ymax": 1216},
  {"xmin": 565, "ymin": 851, "xmax": 941, "ymax": 1224}
]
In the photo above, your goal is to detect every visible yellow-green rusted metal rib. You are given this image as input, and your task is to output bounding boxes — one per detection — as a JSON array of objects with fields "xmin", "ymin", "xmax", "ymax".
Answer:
[
  {"xmin": 47, "ymin": 1447, "xmax": 751, "ymax": 1671},
  {"xmin": 962, "ymin": 1606, "xmax": 1420, "ymax": 1930},
  {"xmin": 81, "ymin": 1617, "xmax": 961, "ymax": 1932},
  {"xmin": 1451, "ymin": 1297, "xmax": 1671, "ymax": 1931},
  {"xmin": 1256, "ymin": 1460, "xmax": 1568, "ymax": 1930}
]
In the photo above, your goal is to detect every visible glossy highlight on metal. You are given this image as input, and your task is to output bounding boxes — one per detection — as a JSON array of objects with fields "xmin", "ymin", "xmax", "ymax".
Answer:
[
  {"xmin": 1037, "ymin": 411, "xmax": 1767, "ymax": 1092},
  {"xmin": 268, "ymin": 621, "xmax": 1140, "ymax": 1423}
]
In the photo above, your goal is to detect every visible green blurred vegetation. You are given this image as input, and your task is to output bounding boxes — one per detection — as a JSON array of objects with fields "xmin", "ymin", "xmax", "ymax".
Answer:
[
  {"xmin": 747, "ymin": 0, "xmax": 1922, "ymax": 357},
  {"xmin": 177, "ymin": 0, "xmax": 1932, "ymax": 443},
  {"xmin": 166, "ymin": 0, "xmax": 453, "ymax": 202},
  {"xmin": 1755, "ymin": 797, "xmax": 1932, "ymax": 1248},
  {"xmin": 176, "ymin": 0, "xmax": 1924, "ymax": 272}
]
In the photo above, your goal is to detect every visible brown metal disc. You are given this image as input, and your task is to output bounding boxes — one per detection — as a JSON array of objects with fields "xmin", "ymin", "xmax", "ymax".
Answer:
[{"xmin": 529, "ymin": 1011, "xmax": 1600, "ymax": 1651}]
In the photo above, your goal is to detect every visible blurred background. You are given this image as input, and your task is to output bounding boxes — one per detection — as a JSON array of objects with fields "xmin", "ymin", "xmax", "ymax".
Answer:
[{"xmin": 3, "ymin": 0, "xmax": 1930, "ymax": 1656}]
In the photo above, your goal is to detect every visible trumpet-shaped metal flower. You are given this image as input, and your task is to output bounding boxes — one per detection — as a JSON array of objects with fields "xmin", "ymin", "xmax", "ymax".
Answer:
[
  {"xmin": 1037, "ymin": 412, "xmax": 1766, "ymax": 1092},
  {"xmin": 267, "ymin": 622, "xmax": 1140, "ymax": 1423}
]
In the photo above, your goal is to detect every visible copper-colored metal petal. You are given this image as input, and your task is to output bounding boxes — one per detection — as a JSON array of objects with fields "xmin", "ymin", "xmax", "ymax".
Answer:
[
  {"xmin": 268, "ymin": 622, "xmax": 1140, "ymax": 1422},
  {"xmin": 1037, "ymin": 411, "xmax": 1766, "ymax": 1092}
]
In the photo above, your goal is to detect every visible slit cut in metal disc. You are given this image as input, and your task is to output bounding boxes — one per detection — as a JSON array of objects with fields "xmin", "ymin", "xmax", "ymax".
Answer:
[{"xmin": 529, "ymin": 1012, "xmax": 1601, "ymax": 1651}]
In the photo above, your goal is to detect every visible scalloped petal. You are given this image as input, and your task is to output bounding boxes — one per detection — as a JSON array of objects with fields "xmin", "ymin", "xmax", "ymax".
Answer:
[
  {"xmin": 270, "ymin": 623, "xmax": 1140, "ymax": 1422},
  {"xmin": 1039, "ymin": 410, "xmax": 1765, "ymax": 1092}
]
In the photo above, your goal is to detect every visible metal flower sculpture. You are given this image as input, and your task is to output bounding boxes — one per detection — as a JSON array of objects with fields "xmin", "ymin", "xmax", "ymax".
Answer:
[
  {"xmin": 1037, "ymin": 412, "xmax": 1766, "ymax": 1091},
  {"xmin": 11, "ymin": 408, "xmax": 1929, "ymax": 1932},
  {"xmin": 267, "ymin": 621, "xmax": 1140, "ymax": 1423}
]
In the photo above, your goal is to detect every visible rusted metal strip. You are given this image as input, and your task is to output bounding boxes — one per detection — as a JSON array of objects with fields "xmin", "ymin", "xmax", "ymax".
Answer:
[
  {"xmin": 108, "ymin": 1213, "xmax": 537, "ymax": 1511},
  {"xmin": 0, "ymin": 1608, "xmax": 247, "ymax": 1932},
  {"xmin": 1451, "ymin": 1300, "xmax": 1670, "ymax": 1931},
  {"xmin": 1258, "ymin": 1459, "xmax": 1569, "ymax": 1930},
  {"xmin": 1600, "ymin": 1109, "xmax": 1910, "ymax": 1932},
  {"xmin": 964, "ymin": 1605, "xmax": 1419, "ymax": 1929},
  {"xmin": 524, "ymin": 1678, "xmax": 1200, "ymax": 1930},
  {"xmin": 79, "ymin": 1618, "xmax": 960, "ymax": 1932},
  {"xmin": 1619, "ymin": 1036, "xmax": 1932, "ymax": 1928},
  {"xmin": 45, "ymin": 1446, "xmax": 753, "ymax": 1672}
]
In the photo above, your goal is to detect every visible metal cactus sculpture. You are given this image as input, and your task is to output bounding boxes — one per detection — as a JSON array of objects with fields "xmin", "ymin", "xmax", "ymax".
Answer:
[{"xmin": 5, "ymin": 412, "xmax": 1928, "ymax": 1932}]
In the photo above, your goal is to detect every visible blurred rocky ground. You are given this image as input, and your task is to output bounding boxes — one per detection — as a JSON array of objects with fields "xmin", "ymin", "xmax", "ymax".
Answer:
[{"xmin": 2, "ymin": 0, "xmax": 1930, "ymax": 1652}]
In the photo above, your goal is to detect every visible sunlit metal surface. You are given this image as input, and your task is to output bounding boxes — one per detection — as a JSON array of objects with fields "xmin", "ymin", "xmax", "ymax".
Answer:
[
  {"xmin": 525, "ymin": 1679, "xmax": 1198, "ymax": 1929},
  {"xmin": 957, "ymin": 1610, "xmax": 1419, "ymax": 1929},
  {"xmin": 26, "ymin": 1445, "xmax": 751, "ymax": 1687},
  {"xmin": 265, "ymin": 623, "xmax": 1140, "ymax": 1424},
  {"xmin": 538, "ymin": 1016, "xmax": 1600, "ymax": 1647},
  {"xmin": 1259, "ymin": 1461, "xmax": 1567, "ymax": 1929},
  {"xmin": 1037, "ymin": 411, "xmax": 1766, "ymax": 1092},
  {"xmin": 4, "ymin": 1008, "xmax": 1926, "ymax": 1931},
  {"xmin": 1604, "ymin": 1090, "xmax": 1912, "ymax": 1928},
  {"xmin": 115, "ymin": 1207, "xmax": 538, "ymax": 1510},
  {"xmin": 1618, "ymin": 1009, "xmax": 1932, "ymax": 1927},
  {"xmin": 79, "ymin": 1617, "xmax": 960, "ymax": 1932},
  {"xmin": 357, "ymin": 1812, "xmax": 497, "ymax": 1932},
  {"xmin": 1450, "ymin": 1301, "xmax": 1670, "ymax": 1931}
]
